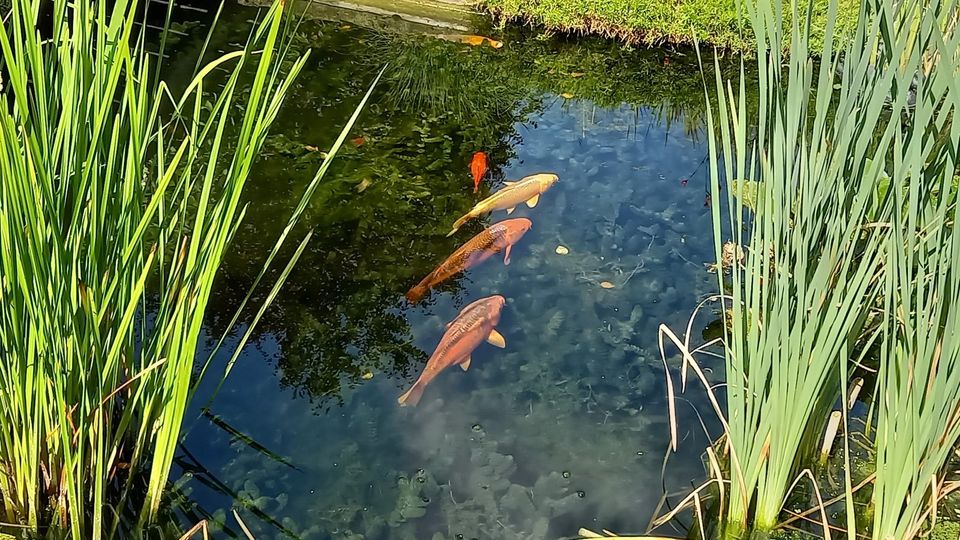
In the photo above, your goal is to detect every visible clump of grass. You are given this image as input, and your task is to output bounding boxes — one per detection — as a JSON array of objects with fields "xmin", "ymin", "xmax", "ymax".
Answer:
[
  {"xmin": 689, "ymin": 0, "xmax": 892, "ymax": 533},
  {"xmin": 870, "ymin": 6, "xmax": 960, "ymax": 536},
  {"xmin": 649, "ymin": 0, "xmax": 960, "ymax": 537},
  {"xmin": 0, "ymin": 0, "xmax": 377, "ymax": 537}
]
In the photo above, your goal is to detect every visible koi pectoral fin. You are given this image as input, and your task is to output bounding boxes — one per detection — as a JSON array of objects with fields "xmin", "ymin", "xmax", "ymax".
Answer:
[
  {"xmin": 460, "ymin": 356, "xmax": 472, "ymax": 371},
  {"xmin": 526, "ymin": 194, "xmax": 540, "ymax": 208},
  {"xmin": 506, "ymin": 207, "xmax": 516, "ymax": 215},
  {"xmin": 504, "ymin": 244, "xmax": 513, "ymax": 265},
  {"xmin": 486, "ymin": 329, "xmax": 506, "ymax": 348}
]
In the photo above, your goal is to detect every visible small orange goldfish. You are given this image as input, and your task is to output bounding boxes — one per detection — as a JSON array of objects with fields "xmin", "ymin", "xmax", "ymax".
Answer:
[
  {"xmin": 406, "ymin": 218, "xmax": 531, "ymax": 303},
  {"xmin": 398, "ymin": 295, "xmax": 506, "ymax": 406},
  {"xmin": 470, "ymin": 151, "xmax": 488, "ymax": 193}
]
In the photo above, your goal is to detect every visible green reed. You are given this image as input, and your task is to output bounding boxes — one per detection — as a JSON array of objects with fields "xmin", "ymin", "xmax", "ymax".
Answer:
[
  {"xmin": 870, "ymin": 5, "xmax": 960, "ymax": 537},
  {"xmin": 674, "ymin": 0, "xmax": 960, "ymax": 536},
  {"xmin": 0, "ymin": 0, "xmax": 376, "ymax": 537}
]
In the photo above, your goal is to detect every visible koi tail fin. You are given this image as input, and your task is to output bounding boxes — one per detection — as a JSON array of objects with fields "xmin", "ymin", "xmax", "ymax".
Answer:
[
  {"xmin": 398, "ymin": 382, "xmax": 425, "ymax": 407},
  {"xmin": 446, "ymin": 214, "xmax": 472, "ymax": 237},
  {"xmin": 405, "ymin": 282, "xmax": 429, "ymax": 304}
]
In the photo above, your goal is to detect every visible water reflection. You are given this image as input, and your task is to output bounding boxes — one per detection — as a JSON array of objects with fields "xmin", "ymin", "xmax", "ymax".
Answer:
[{"xmin": 174, "ymin": 7, "xmax": 735, "ymax": 539}]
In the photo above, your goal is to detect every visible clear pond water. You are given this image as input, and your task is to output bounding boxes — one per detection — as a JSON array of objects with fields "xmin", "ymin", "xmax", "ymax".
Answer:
[{"xmin": 170, "ymin": 7, "xmax": 734, "ymax": 539}]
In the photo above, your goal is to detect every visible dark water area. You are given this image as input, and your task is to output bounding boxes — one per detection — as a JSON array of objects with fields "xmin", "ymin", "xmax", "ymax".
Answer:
[{"xmin": 168, "ymin": 5, "xmax": 737, "ymax": 539}]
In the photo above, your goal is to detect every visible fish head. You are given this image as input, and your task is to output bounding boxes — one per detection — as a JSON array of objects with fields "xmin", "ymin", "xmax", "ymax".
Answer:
[
  {"xmin": 499, "ymin": 218, "xmax": 532, "ymax": 245},
  {"xmin": 458, "ymin": 294, "xmax": 506, "ymax": 326},
  {"xmin": 534, "ymin": 173, "xmax": 559, "ymax": 192},
  {"xmin": 483, "ymin": 295, "xmax": 506, "ymax": 323},
  {"xmin": 460, "ymin": 294, "xmax": 506, "ymax": 314}
]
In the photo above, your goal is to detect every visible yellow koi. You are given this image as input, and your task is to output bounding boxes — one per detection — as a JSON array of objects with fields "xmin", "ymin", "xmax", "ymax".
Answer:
[{"xmin": 447, "ymin": 173, "xmax": 558, "ymax": 236}]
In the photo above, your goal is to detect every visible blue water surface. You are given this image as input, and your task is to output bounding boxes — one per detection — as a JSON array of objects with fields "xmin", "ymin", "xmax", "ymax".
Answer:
[{"xmin": 172, "ymin": 9, "xmax": 729, "ymax": 539}]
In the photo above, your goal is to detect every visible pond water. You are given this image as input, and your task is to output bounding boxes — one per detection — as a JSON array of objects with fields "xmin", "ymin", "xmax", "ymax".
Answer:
[{"xmin": 169, "ymin": 6, "xmax": 733, "ymax": 539}]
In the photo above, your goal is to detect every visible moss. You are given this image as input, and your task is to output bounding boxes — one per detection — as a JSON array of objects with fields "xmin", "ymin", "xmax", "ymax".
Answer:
[
  {"xmin": 480, "ymin": 0, "xmax": 859, "ymax": 50},
  {"xmin": 931, "ymin": 520, "xmax": 960, "ymax": 540}
]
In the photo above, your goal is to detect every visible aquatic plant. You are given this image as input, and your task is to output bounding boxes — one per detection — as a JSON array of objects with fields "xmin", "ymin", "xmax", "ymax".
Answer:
[
  {"xmin": 651, "ymin": 0, "xmax": 960, "ymax": 537},
  {"xmin": 870, "ymin": 7, "xmax": 960, "ymax": 537},
  {"xmin": 0, "ymin": 0, "xmax": 376, "ymax": 536}
]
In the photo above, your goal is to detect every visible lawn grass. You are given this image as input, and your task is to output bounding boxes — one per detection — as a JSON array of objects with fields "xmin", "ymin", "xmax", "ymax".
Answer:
[{"xmin": 481, "ymin": 0, "xmax": 858, "ymax": 50}]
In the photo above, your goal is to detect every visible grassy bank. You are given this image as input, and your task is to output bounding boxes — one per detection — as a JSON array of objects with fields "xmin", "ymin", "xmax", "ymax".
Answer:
[{"xmin": 481, "ymin": 0, "xmax": 858, "ymax": 50}]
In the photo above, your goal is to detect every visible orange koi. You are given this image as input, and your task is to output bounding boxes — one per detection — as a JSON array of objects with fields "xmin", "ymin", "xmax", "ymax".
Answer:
[
  {"xmin": 406, "ymin": 218, "xmax": 531, "ymax": 303},
  {"xmin": 437, "ymin": 34, "xmax": 504, "ymax": 49},
  {"xmin": 398, "ymin": 295, "xmax": 506, "ymax": 406},
  {"xmin": 470, "ymin": 151, "xmax": 488, "ymax": 193}
]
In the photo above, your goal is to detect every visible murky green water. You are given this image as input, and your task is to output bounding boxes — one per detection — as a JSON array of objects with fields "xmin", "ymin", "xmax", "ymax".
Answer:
[{"xmin": 170, "ymin": 7, "xmax": 734, "ymax": 539}]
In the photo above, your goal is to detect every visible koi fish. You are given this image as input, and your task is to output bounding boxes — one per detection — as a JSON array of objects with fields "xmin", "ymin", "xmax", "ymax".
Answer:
[
  {"xmin": 447, "ymin": 173, "xmax": 558, "ymax": 237},
  {"xmin": 437, "ymin": 34, "xmax": 504, "ymax": 48},
  {"xmin": 406, "ymin": 218, "xmax": 531, "ymax": 303},
  {"xmin": 470, "ymin": 151, "xmax": 488, "ymax": 193},
  {"xmin": 447, "ymin": 173, "xmax": 560, "ymax": 236},
  {"xmin": 398, "ymin": 295, "xmax": 507, "ymax": 407}
]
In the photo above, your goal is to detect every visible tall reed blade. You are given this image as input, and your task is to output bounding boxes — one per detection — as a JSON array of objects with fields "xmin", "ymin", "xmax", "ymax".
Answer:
[
  {"xmin": 0, "ymin": 0, "xmax": 373, "ymax": 536},
  {"xmin": 871, "ymin": 2, "xmax": 960, "ymax": 537},
  {"xmin": 675, "ymin": 0, "xmax": 956, "ymax": 535}
]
